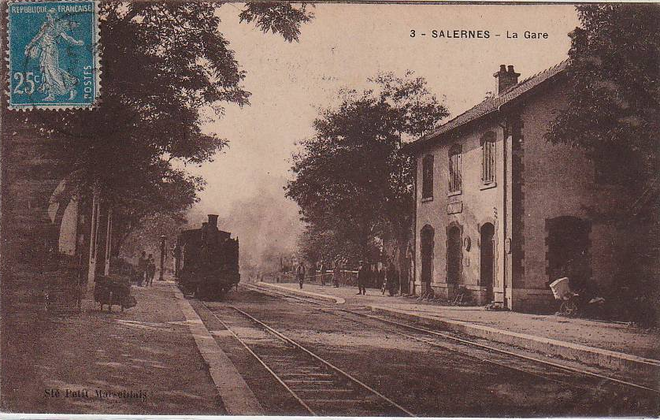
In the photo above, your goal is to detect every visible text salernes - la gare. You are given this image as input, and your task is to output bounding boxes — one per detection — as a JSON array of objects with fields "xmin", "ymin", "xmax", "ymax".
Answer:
[{"xmin": 410, "ymin": 29, "xmax": 549, "ymax": 39}]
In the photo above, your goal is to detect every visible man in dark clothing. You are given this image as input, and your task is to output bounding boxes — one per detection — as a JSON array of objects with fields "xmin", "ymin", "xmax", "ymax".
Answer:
[
  {"xmin": 357, "ymin": 261, "xmax": 368, "ymax": 295},
  {"xmin": 386, "ymin": 261, "xmax": 399, "ymax": 296},
  {"xmin": 147, "ymin": 254, "xmax": 156, "ymax": 286},
  {"xmin": 137, "ymin": 251, "xmax": 148, "ymax": 287},
  {"xmin": 332, "ymin": 259, "xmax": 341, "ymax": 288},
  {"xmin": 319, "ymin": 262, "xmax": 326, "ymax": 286},
  {"xmin": 296, "ymin": 262, "xmax": 306, "ymax": 289}
]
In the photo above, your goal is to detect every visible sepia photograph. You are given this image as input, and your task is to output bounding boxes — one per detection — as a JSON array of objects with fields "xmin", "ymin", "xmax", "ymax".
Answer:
[{"xmin": 1, "ymin": 1, "xmax": 659, "ymax": 417}]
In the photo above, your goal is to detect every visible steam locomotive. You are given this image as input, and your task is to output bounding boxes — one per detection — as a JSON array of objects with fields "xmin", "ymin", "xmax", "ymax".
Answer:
[{"xmin": 174, "ymin": 214, "xmax": 240, "ymax": 299}]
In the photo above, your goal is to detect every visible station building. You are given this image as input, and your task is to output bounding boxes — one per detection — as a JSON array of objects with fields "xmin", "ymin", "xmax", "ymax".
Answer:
[
  {"xmin": 2, "ymin": 113, "xmax": 114, "ymax": 313},
  {"xmin": 405, "ymin": 61, "xmax": 642, "ymax": 312}
]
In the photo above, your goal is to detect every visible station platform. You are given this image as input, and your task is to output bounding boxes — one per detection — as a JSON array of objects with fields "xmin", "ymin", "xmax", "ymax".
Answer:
[
  {"xmin": 255, "ymin": 281, "xmax": 660, "ymax": 378},
  {"xmin": 4, "ymin": 280, "xmax": 236, "ymax": 414}
]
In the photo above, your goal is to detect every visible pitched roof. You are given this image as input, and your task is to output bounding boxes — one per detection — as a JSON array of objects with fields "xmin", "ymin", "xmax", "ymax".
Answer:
[{"xmin": 405, "ymin": 60, "xmax": 568, "ymax": 152}]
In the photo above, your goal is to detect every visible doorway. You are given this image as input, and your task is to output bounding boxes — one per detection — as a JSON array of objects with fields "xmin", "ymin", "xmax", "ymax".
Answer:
[
  {"xmin": 480, "ymin": 223, "xmax": 495, "ymax": 302},
  {"xmin": 546, "ymin": 216, "xmax": 591, "ymax": 290},
  {"xmin": 447, "ymin": 225, "xmax": 461, "ymax": 284},
  {"xmin": 420, "ymin": 226, "xmax": 434, "ymax": 288}
]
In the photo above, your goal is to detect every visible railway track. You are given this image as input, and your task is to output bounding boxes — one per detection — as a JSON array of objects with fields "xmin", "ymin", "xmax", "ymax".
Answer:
[
  {"xmin": 200, "ymin": 301, "xmax": 415, "ymax": 416},
  {"xmin": 245, "ymin": 284, "xmax": 660, "ymax": 400}
]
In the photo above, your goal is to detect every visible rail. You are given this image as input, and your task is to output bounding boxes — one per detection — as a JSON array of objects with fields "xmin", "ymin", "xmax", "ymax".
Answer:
[
  {"xmin": 247, "ymin": 285, "xmax": 660, "ymax": 396},
  {"xmin": 200, "ymin": 300, "xmax": 415, "ymax": 416}
]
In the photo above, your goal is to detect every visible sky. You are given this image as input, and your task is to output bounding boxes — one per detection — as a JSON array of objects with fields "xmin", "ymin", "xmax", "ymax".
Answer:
[{"xmin": 185, "ymin": 4, "xmax": 580, "ymax": 273}]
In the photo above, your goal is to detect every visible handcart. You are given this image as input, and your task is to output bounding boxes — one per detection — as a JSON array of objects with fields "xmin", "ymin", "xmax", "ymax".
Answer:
[
  {"xmin": 549, "ymin": 277, "xmax": 579, "ymax": 316},
  {"xmin": 94, "ymin": 275, "xmax": 137, "ymax": 312}
]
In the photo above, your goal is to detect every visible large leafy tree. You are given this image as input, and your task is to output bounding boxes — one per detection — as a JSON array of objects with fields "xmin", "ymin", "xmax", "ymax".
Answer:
[
  {"xmin": 25, "ymin": 2, "xmax": 312, "ymax": 251},
  {"xmin": 546, "ymin": 4, "xmax": 660, "ymax": 325},
  {"xmin": 547, "ymin": 4, "xmax": 659, "ymax": 195},
  {"xmin": 286, "ymin": 72, "xmax": 448, "ymax": 266}
]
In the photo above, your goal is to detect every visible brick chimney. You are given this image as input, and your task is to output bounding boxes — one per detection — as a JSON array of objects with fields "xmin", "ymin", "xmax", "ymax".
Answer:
[
  {"xmin": 494, "ymin": 64, "xmax": 520, "ymax": 95},
  {"xmin": 208, "ymin": 214, "xmax": 218, "ymax": 228}
]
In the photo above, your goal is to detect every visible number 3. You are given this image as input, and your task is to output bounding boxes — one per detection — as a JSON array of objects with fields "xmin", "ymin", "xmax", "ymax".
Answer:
[{"xmin": 410, "ymin": 30, "xmax": 415, "ymax": 38}]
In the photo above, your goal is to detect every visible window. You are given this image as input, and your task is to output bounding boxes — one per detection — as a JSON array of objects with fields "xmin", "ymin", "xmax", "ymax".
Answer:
[
  {"xmin": 481, "ymin": 132, "xmax": 496, "ymax": 184},
  {"xmin": 422, "ymin": 155, "xmax": 434, "ymax": 199},
  {"xmin": 449, "ymin": 144, "xmax": 462, "ymax": 193}
]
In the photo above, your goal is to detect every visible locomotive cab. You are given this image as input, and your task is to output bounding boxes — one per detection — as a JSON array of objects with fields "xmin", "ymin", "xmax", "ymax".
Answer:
[{"xmin": 174, "ymin": 214, "xmax": 240, "ymax": 299}]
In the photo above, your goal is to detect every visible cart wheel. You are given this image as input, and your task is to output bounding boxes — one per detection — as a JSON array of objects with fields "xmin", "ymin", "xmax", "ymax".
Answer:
[{"xmin": 560, "ymin": 300, "xmax": 578, "ymax": 316}]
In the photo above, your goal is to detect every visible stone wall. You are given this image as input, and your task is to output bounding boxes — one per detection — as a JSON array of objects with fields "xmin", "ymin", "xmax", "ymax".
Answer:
[
  {"xmin": 414, "ymin": 118, "xmax": 506, "ymax": 305},
  {"xmin": 519, "ymin": 81, "xmax": 632, "ymax": 308}
]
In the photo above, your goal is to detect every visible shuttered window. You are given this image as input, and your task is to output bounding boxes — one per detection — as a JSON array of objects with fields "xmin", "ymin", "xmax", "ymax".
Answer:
[
  {"xmin": 449, "ymin": 144, "xmax": 462, "ymax": 193},
  {"xmin": 422, "ymin": 155, "xmax": 434, "ymax": 199},
  {"xmin": 481, "ymin": 132, "xmax": 496, "ymax": 184}
]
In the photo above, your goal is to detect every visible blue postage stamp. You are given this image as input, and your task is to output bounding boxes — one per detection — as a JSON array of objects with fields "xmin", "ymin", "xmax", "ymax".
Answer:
[{"xmin": 7, "ymin": 1, "xmax": 100, "ymax": 110}]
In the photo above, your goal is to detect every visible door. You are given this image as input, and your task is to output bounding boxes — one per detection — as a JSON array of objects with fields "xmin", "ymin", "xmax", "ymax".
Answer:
[
  {"xmin": 420, "ymin": 226, "xmax": 434, "ymax": 287},
  {"xmin": 447, "ymin": 226, "xmax": 461, "ymax": 284},
  {"xmin": 480, "ymin": 223, "xmax": 495, "ymax": 302},
  {"xmin": 547, "ymin": 216, "xmax": 591, "ymax": 290}
]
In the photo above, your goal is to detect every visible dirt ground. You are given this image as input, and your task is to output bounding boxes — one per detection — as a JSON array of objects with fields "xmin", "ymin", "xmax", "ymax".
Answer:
[
  {"xmin": 273, "ymin": 282, "xmax": 660, "ymax": 359},
  {"xmin": 211, "ymin": 289, "xmax": 659, "ymax": 417},
  {"xmin": 2, "ymin": 282, "xmax": 225, "ymax": 415}
]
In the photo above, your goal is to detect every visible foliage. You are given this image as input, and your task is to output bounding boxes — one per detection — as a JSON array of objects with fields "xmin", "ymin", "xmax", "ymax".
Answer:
[
  {"xmin": 239, "ymin": 3, "xmax": 313, "ymax": 42},
  {"xmin": 286, "ymin": 72, "xmax": 448, "ymax": 263},
  {"xmin": 546, "ymin": 4, "xmax": 660, "ymax": 191},
  {"xmin": 24, "ymin": 2, "xmax": 312, "ymax": 252},
  {"xmin": 118, "ymin": 212, "xmax": 187, "ymax": 264}
]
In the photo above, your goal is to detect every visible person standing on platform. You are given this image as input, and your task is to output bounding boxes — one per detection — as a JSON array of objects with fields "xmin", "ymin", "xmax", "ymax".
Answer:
[
  {"xmin": 137, "ymin": 251, "xmax": 148, "ymax": 287},
  {"xmin": 357, "ymin": 261, "xmax": 368, "ymax": 295},
  {"xmin": 386, "ymin": 260, "xmax": 398, "ymax": 297},
  {"xmin": 319, "ymin": 262, "xmax": 326, "ymax": 286},
  {"xmin": 332, "ymin": 258, "xmax": 341, "ymax": 288},
  {"xmin": 296, "ymin": 262, "xmax": 306, "ymax": 289},
  {"xmin": 147, "ymin": 254, "xmax": 156, "ymax": 286}
]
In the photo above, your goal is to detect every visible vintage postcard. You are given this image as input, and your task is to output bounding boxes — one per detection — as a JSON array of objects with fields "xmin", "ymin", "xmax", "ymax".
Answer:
[{"xmin": 1, "ymin": 1, "xmax": 658, "ymax": 417}]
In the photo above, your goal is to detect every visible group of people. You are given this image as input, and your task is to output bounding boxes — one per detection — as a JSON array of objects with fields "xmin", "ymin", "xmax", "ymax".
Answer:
[
  {"xmin": 294, "ymin": 258, "xmax": 400, "ymax": 296},
  {"xmin": 137, "ymin": 251, "xmax": 157, "ymax": 287},
  {"xmin": 296, "ymin": 260, "xmax": 342, "ymax": 289},
  {"xmin": 357, "ymin": 260, "xmax": 400, "ymax": 296}
]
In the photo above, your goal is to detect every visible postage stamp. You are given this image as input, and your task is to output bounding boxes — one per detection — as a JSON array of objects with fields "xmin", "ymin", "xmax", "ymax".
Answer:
[{"xmin": 7, "ymin": 1, "xmax": 100, "ymax": 110}]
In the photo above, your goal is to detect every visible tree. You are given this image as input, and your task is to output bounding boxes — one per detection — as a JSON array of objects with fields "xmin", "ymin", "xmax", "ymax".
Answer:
[
  {"xmin": 546, "ymin": 4, "xmax": 660, "ymax": 325},
  {"xmin": 24, "ymin": 2, "xmax": 312, "ymax": 253},
  {"xmin": 286, "ymin": 72, "xmax": 448, "ymax": 267},
  {"xmin": 546, "ymin": 4, "xmax": 659, "ymax": 193}
]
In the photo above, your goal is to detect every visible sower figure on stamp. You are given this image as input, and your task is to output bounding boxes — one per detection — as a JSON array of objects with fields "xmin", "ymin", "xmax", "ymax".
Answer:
[
  {"xmin": 296, "ymin": 262, "xmax": 306, "ymax": 289},
  {"xmin": 24, "ymin": 9, "xmax": 84, "ymax": 101}
]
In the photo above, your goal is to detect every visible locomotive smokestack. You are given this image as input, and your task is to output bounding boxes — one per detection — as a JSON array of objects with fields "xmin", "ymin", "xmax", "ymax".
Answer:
[{"xmin": 208, "ymin": 214, "xmax": 219, "ymax": 228}]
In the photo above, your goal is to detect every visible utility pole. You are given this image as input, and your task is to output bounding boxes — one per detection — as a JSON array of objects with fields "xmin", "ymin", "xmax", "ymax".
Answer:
[{"xmin": 159, "ymin": 235, "xmax": 166, "ymax": 281}]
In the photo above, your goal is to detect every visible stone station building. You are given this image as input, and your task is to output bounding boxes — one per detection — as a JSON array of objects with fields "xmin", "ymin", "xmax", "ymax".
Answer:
[{"xmin": 405, "ymin": 61, "xmax": 638, "ymax": 312}]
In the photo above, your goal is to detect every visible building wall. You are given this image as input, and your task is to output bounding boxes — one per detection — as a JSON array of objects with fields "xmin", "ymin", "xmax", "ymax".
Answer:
[
  {"xmin": 413, "ymin": 80, "xmax": 635, "ymax": 312},
  {"xmin": 518, "ymin": 83, "xmax": 631, "ymax": 312},
  {"xmin": 415, "ymin": 119, "xmax": 507, "ymax": 305}
]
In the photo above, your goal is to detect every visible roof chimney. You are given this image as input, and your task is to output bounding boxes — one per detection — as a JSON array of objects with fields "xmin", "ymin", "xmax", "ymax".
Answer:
[
  {"xmin": 208, "ymin": 214, "xmax": 218, "ymax": 228},
  {"xmin": 494, "ymin": 64, "xmax": 520, "ymax": 95}
]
